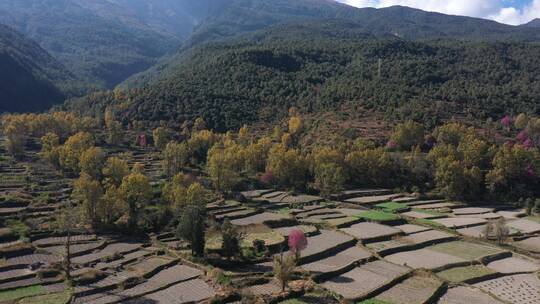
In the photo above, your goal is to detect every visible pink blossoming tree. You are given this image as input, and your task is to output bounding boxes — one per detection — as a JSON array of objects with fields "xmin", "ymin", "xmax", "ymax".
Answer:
[{"xmin": 288, "ymin": 229, "xmax": 308, "ymax": 261}]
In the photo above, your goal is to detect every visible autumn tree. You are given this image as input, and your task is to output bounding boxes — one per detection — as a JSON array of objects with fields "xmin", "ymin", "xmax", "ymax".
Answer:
[
  {"xmin": 102, "ymin": 157, "xmax": 130, "ymax": 188},
  {"xmin": 3, "ymin": 116, "xmax": 27, "ymax": 158},
  {"xmin": 346, "ymin": 147, "xmax": 394, "ymax": 186},
  {"xmin": 72, "ymin": 173, "xmax": 103, "ymax": 227},
  {"xmin": 494, "ymin": 218, "xmax": 509, "ymax": 245},
  {"xmin": 391, "ymin": 120, "xmax": 424, "ymax": 150},
  {"xmin": 58, "ymin": 132, "xmax": 94, "ymax": 173},
  {"xmin": 162, "ymin": 173, "xmax": 193, "ymax": 210},
  {"xmin": 314, "ymin": 163, "xmax": 346, "ymax": 197},
  {"xmin": 40, "ymin": 132, "xmax": 60, "ymax": 167},
  {"xmin": 152, "ymin": 127, "xmax": 170, "ymax": 150},
  {"xmin": 163, "ymin": 141, "xmax": 189, "ymax": 179},
  {"xmin": 193, "ymin": 117, "xmax": 207, "ymax": 132},
  {"xmin": 79, "ymin": 147, "xmax": 105, "ymax": 180},
  {"xmin": 120, "ymin": 173, "xmax": 153, "ymax": 230},
  {"xmin": 266, "ymin": 145, "xmax": 309, "ymax": 190},
  {"xmin": 98, "ymin": 186, "xmax": 125, "ymax": 226},
  {"xmin": 188, "ymin": 130, "xmax": 218, "ymax": 163},
  {"xmin": 207, "ymin": 143, "xmax": 240, "ymax": 193},
  {"xmin": 486, "ymin": 144, "xmax": 540, "ymax": 198}
]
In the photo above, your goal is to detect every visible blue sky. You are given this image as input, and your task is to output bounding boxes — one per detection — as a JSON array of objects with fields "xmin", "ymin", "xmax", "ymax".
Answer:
[{"xmin": 337, "ymin": 0, "xmax": 540, "ymax": 25}]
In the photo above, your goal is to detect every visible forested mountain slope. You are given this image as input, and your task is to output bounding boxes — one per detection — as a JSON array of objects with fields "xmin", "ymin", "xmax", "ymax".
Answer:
[
  {"xmin": 67, "ymin": 21, "xmax": 540, "ymax": 131},
  {"xmin": 122, "ymin": 1, "xmax": 540, "ymax": 88},
  {"xmin": 0, "ymin": 0, "xmax": 194, "ymax": 89},
  {"xmin": 0, "ymin": 24, "xmax": 75, "ymax": 113}
]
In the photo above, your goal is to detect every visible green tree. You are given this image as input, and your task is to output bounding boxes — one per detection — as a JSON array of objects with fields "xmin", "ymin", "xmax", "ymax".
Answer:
[
  {"xmin": 273, "ymin": 253, "xmax": 296, "ymax": 292},
  {"xmin": 176, "ymin": 183, "xmax": 209, "ymax": 257},
  {"xmin": 314, "ymin": 163, "xmax": 346, "ymax": 197},
  {"xmin": 221, "ymin": 219, "xmax": 241, "ymax": 260}
]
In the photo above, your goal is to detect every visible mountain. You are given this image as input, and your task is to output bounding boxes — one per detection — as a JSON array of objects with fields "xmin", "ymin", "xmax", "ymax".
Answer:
[
  {"xmin": 0, "ymin": 0, "xmax": 200, "ymax": 89},
  {"xmin": 523, "ymin": 18, "xmax": 540, "ymax": 28},
  {"xmin": 67, "ymin": 20, "xmax": 540, "ymax": 131},
  {"xmin": 0, "ymin": 24, "xmax": 74, "ymax": 113},
  {"xmin": 122, "ymin": 1, "xmax": 540, "ymax": 88}
]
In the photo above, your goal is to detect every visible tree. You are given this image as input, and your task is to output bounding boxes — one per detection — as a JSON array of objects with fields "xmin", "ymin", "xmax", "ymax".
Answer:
[
  {"xmin": 163, "ymin": 141, "xmax": 189, "ymax": 179},
  {"xmin": 314, "ymin": 163, "xmax": 346, "ymax": 197},
  {"xmin": 515, "ymin": 113, "xmax": 529, "ymax": 129},
  {"xmin": 433, "ymin": 123, "xmax": 471, "ymax": 146},
  {"xmin": 486, "ymin": 144, "xmax": 540, "ymax": 198},
  {"xmin": 273, "ymin": 253, "xmax": 296, "ymax": 292},
  {"xmin": 494, "ymin": 218, "xmax": 509, "ymax": 245},
  {"xmin": 40, "ymin": 132, "xmax": 60, "ymax": 167},
  {"xmin": 288, "ymin": 229, "xmax": 308, "ymax": 261},
  {"xmin": 432, "ymin": 156, "xmax": 482, "ymax": 200},
  {"xmin": 266, "ymin": 145, "xmax": 309, "ymax": 190},
  {"xmin": 188, "ymin": 130, "xmax": 218, "ymax": 163},
  {"xmin": 58, "ymin": 132, "xmax": 94, "ymax": 173},
  {"xmin": 207, "ymin": 144, "xmax": 240, "ymax": 193},
  {"xmin": 221, "ymin": 219, "xmax": 241, "ymax": 260},
  {"xmin": 106, "ymin": 120, "xmax": 123, "ymax": 145},
  {"xmin": 98, "ymin": 186, "xmax": 125, "ymax": 226},
  {"xmin": 152, "ymin": 127, "xmax": 170, "ymax": 150},
  {"xmin": 4, "ymin": 117, "xmax": 27, "ymax": 158},
  {"xmin": 55, "ymin": 201, "xmax": 81, "ymax": 285},
  {"xmin": 288, "ymin": 116, "xmax": 303, "ymax": 136},
  {"xmin": 391, "ymin": 121, "xmax": 424, "ymax": 150},
  {"xmin": 162, "ymin": 173, "xmax": 192, "ymax": 210},
  {"xmin": 193, "ymin": 117, "xmax": 207, "ymax": 132},
  {"xmin": 79, "ymin": 147, "xmax": 105, "ymax": 180},
  {"xmin": 119, "ymin": 173, "xmax": 152, "ymax": 230},
  {"xmin": 102, "ymin": 157, "xmax": 130, "ymax": 188},
  {"xmin": 72, "ymin": 173, "xmax": 103, "ymax": 226},
  {"xmin": 176, "ymin": 183, "xmax": 210, "ymax": 257},
  {"xmin": 346, "ymin": 147, "xmax": 394, "ymax": 186}
]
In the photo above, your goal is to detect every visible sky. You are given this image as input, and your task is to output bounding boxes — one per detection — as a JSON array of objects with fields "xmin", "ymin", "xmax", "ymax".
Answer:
[{"xmin": 337, "ymin": 0, "xmax": 540, "ymax": 25}]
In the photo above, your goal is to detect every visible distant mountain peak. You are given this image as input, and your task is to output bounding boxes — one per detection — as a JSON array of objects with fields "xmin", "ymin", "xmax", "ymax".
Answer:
[{"xmin": 524, "ymin": 18, "xmax": 540, "ymax": 28}]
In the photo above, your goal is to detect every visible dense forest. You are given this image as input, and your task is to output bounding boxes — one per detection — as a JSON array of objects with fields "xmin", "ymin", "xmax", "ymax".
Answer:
[
  {"xmin": 66, "ymin": 21, "xmax": 540, "ymax": 132},
  {"xmin": 0, "ymin": 24, "xmax": 76, "ymax": 113}
]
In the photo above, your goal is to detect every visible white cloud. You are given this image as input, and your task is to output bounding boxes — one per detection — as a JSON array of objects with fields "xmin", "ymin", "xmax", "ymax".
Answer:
[{"xmin": 338, "ymin": 0, "xmax": 540, "ymax": 25}]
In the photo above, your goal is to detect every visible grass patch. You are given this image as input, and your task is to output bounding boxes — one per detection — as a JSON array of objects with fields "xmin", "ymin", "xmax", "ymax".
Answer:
[
  {"xmin": 412, "ymin": 209, "xmax": 448, "ymax": 217},
  {"xmin": 437, "ymin": 265, "xmax": 495, "ymax": 283},
  {"xmin": 354, "ymin": 210, "xmax": 400, "ymax": 222},
  {"xmin": 428, "ymin": 241, "xmax": 504, "ymax": 260},
  {"xmin": 375, "ymin": 202, "xmax": 409, "ymax": 213},
  {"xmin": 524, "ymin": 216, "xmax": 540, "ymax": 223},
  {"xmin": 5, "ymin": 219, "xmax": 29, "ymax": 240},
  {"xmin": 278, "ymin": 208, "xmax": 292, "ymax": 214},
  {"xmin": 0, "ymin": 285, "xmax": 46, "ymax": 302},
  {"xmin": 18, "ymin": 289, "xmax": 71, "ymax": 304}
]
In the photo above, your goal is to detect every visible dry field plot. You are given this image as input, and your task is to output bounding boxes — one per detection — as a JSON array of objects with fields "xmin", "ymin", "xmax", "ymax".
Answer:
[
  {"xmin": 514, "ymin": 236, "xmax": 540, "ymax": 254},
  {"xmin": 385, "ymin": 248, "xmax": 466, "ymax": 269},
  {"xmin": 452, "ymin": 207, "xmax": 493, "ymax": 215},
  {"xmin": 401, "ymin": 210, "xmax": 446, "ymax": 219},
  {"xmin": 437, "ymin": 265, "xmax": 496, "ymax": 283},
  {"xmin": 321, "ymin": 260, "xmax": 410, "ymax": 301},
  {"xmin": 413, "ymin": 202, "xmax": 460, "ymax": 210},
  {"xmin": 344, "ymin": 194, "xmax": 400, "ymax": 205},
  {"xmin": 124, "ymin": 279, "xmax": 216, "ymax": 304},
  {"xmin": 301, "ymin": 246, "xmax": 372, "ymax": 277},
  {"xmin": 395, "ymin": 224, "xmax": 431, "ymax": 235},
  {"xmin": 340, "ymin": 222, "xmax": 402, "ymax": 242},
  {"xmin": 498, "ymin": 210, "xmax": 527, "ymax": 219},
  {"xmin": 437, "ymin": 286, "xmax": 505, "ymax": 304},
  {"xmin": 375, "ymin": 275, "xmax": 443, "ymax": 304},
  {"xmin": 487, "ymin": 256, "xmax": 540, "ymax": 274},
  {"xmin": 507, "ymin": 219, "xmax": 540, "ymax": 234},
  {"xmin": 274, "ymin": 225, "xmax": 318, "ymax": 237},
  {"xmin": 293, "ymin": 230, "xmax": 355, "ymax": 264},
  {"xmin": 475, "ymin": 273, "xmax": 540, "ymax": 304},
  {"xmin": 230, "ymin": 212, "xmax": 291, "ymax": 226},
  {"xmin": 458, "ymin": 224, "xmax": 520, "ymax": 238},
  {"xmin": 432, "ymin": 217, "xmax": 487, "ymax": 228}
]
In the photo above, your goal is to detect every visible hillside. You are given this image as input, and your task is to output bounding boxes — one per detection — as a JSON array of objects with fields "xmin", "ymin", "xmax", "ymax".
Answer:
[
  {"xmin": 0, "ymin": 0, "xmax": 187, "ymax": 89},
  {"xmin": 67, "ymin": 21, "xmax": 540, "ymax": 131},
  {"xmin": 123, "ymin": 1, "xmax": 540, "ymax": 88},
  {"xmin": 0, "ymin": 24, "xmax": 75, "ymax": 113}
]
